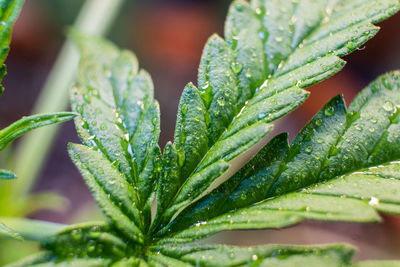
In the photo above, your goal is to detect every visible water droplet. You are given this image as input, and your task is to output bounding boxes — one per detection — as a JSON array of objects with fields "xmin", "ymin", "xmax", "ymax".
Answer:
[
  {"xmin": 258, "ymin": 30, "xmax": 267, "ymax": 40},
  {"xmin": 181, "ymin": 104, "xmax": 188, "ymax": 114},
  {"xmin": 315, "ymin": 118, "xmax": 322, "ymax": 126},
  {"xmin": 230, "ymin": 35, "xmax": 239, "ymax": 50},
  {"xmin": 199, "ymin": 81, "xmax": 213, "ymax": 108},
  {"xmin": 217, "ymin": 99, "xmax": 225, "ymax": 107},
  {"xmin": 258, "ymin": 112, "xmax": 269, "ymax": 119},
  {"xmin": 383, "ymin": 101, "xmax": 395, "ymax": 112},
  {"xmin": 71, "ymin": 229, "xmax": 82, "ymax": 240},
  {"xmin": 83, "ymin": 94, "xmax": 91, "ymax": 104},
  {"xmin": 231, "ymin": 61, "xmax": 243, "ymax": 74},
  {"xmin": 382, "ymin": 76, "xmax": 392, "ymax": 90},
  {"xmin": 255, "ymin": 6, "xmax": 265, "ymax": 17},
  {"xmin": 324, "ymin": 106, "xmax": 335, "ymax": 116},
  {"xmin": 368, "ymin": 196, "xmax": 379, "ymax": 206},
  {"xmin": 235, "ymin": 4, "xmax": 244, "ymax": 11}
]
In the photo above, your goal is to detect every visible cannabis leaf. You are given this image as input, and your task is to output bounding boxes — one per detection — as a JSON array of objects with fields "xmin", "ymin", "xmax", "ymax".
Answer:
[{"xmin": 7, "ymin": 0, "xmax": 400, "ymax": 266}]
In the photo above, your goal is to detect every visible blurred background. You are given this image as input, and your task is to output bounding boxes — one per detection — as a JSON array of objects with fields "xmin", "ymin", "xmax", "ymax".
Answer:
[{"xmin": 1, "ymin": 0, "xmax": 400, "ymax": 264}]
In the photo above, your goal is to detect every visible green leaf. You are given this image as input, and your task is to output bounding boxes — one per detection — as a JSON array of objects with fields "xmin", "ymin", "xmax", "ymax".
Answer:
[
  {"xmin": 0, "ymin": 112, "xmax": 77, "ymax": 151},
  {"xmin": 174, "ymin": 83, "xmax": 208, "ymax": 180},
  {"xmin": 0, "ymin": 0, "xmax": 24, "ymax": 96},
  {"xmin": 153, "ymin": 243, "xmax": 354, "ymax": 267},
  {"xmin": 0, "ymin": 217, "xmax": 64, "ymax": 242},
  {"xmin": 164, "ymin": 71, "xmax": 400, "ymax": 242},
  {"xmin": 70, "ymin": 33, "xmax": 161, "ymax": 220},
  {"xmin": 0, "ymin": 168, "xmax": 16, "ymax": 179}
]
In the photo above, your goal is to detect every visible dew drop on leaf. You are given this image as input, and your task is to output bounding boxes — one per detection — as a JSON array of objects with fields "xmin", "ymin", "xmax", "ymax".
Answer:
[
  {"xmin": 71, "ymin": 229, "xmax": 82, "ymax": 241},
  {"xmin": 368, "ymin": 196, "xmax": 380, "ymax": 206},
  {"xmin": 383, "ymin": 101, "xmax": 395, "ymax": 112},
  {"xmin": 181, "ymin": 104, "xmax": 188, "ymax": 115},
  {"xmin": 324, "ymin": 106, "xmax": 335, "ymax": 116},
  {"xmin": 235, "ymin": 4, "xmax": 243, "ymax": 12},
  {"xmin": 382, "ymin": 76, "xmax": 392, "ymax": 90},
  {"xmin": 231, "ymin": 61, "xmax": 243, "ymax": 74}
]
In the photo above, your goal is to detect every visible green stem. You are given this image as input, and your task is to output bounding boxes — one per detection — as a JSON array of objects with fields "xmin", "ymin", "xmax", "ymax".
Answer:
[{"xmin": 10, "ymin": 0, "xmax": 125, "ymax": 198}]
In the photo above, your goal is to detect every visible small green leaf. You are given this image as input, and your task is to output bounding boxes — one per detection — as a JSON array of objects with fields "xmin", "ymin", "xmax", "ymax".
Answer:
[
  {"xmin": 174, "ymin": 83, "xmax": 208, "ymax": 180},
  {"xmin": 70, "ymin": 33, "xmax": 161, "ymax": 223},
  {"xmin": 197, "ymin": 34, "xmax": 239, "ymax": 145},
  {"xmin": 0, "ymin": 112, "xmax": 77, "ymax": 151}
]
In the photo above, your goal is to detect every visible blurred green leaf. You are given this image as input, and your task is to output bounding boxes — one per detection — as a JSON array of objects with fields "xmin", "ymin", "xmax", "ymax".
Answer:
[
  {"xmin": 0, "ymin": 113, "xmax": 77, "ymax": 151},
  {"xmin": 0, "ymin": 221, "xmax": 21, "ymax": 240}
]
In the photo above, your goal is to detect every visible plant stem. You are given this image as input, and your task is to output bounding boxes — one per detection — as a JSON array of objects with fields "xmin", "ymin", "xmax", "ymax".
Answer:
[{"xmin": 10, "ymin": 0, "xmax": 125, "ymax": 197}]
